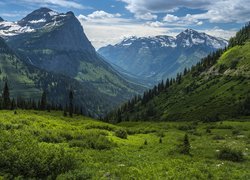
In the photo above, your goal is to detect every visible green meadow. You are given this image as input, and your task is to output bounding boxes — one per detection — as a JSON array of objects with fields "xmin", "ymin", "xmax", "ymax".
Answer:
[{"xmin": 0, "ymin": 110, "xmax": 249, "ymax": 179}]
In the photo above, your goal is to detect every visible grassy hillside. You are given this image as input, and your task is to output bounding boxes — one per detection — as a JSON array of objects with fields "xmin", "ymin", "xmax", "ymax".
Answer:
[
  {"xmin": 106, "ymin": 25, "xmax": 250, "ymax": 122},
  {"xmin": 0, "ymin": 110, "xmax": 249, "ymax": 179},
  {"xmin": 0, "ymin": 37, "xmax": 144, "ymax": 117}
]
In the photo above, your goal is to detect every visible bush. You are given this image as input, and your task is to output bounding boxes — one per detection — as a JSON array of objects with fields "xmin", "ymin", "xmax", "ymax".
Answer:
[
  {"xmin": 0, "ymin": 131, "xmax": 77, "ymax": 178},
  {"xmin": 57, "ymin": 169, "xmax": 91, "ymax": 180},
  {"xmin": 232, "ymin": 129, "xmax": 241, "ymax": 135},
  {"xmin": 212, "ymin": 135, "xmax": 225, "ymax": 140},
  {"xmin": 115, "ymin": 129, "xmax": 127, "ymax": 139},
  {"xmin": 218, "ymin": 147, "xmax": 244, "ymax": 162},
  {"xmin": 177, "ymin": 124, "xmax": 196, "ymax": 131},
  {"xmin": 179, "ymin": 134, "xmax": 190, "ymax": 155},
  {"xmin": 69, "ymin": 131, "xmax": 116, "ymax": 150}
]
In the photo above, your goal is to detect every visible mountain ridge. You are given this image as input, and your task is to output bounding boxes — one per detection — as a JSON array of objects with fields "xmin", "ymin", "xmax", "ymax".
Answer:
[{"xmin": 98, "ymin": 29, "xmax": 228, "ymax": 82}]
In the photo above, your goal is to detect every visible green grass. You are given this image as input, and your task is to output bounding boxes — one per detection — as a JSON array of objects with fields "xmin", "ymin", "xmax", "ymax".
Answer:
[{"xmin": 0, "ymin": 110, "xmax": 249, "ymax": 179}]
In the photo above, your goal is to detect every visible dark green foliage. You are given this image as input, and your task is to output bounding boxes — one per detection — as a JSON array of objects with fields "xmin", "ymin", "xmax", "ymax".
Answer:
[
  {"xmin": 69, "ymin": 90, "xmax": 74, "ymax": 118},
  {"xmin": 229, "ymin": 22, "xmax": 250, "ymax": 47},
  {"xmin": 144, "ymin": 139, "xmax": 148, "ymax": 145},
  {"xmin": 40, "ymin": 91, "xmax": 47, "ymax": 110},
  {"xmin": 2, "ymin": 82, "xmax": 10, "ymax": 109},
  {"xmin": 115, "ymin": 129, "xmax": 127, "ymax": 139},
  {"xmin": 218, "ymin": 147, "xmax": 244, "ymax": 162},
  {"xmin": 206, "ymin": 128, "xmax": 211, "ymax": 133},
  {"xmin": 159, "ymin": 137, "xmax": 162, "ymax": 144},
  {"xmin": 180, "ymin": 134, "xmax": 190, "ymax": 155}
]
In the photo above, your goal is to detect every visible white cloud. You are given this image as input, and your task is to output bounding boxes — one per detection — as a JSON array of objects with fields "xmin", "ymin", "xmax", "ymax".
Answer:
[
  {"xmin": 78, "ymin": 10, "xmax": 237, "ymax": 49},
  {"xmin": 135, "ymin": 12, "xmax": 157, "ymax": 20},
  {"xmin": 203, "ymin": 27, "xmax": 237, "ymax": 40},
  {"xmin": 78, "ymin": 11, "xmax": 172, "ymax": 49},
  {"xmin": 163, "ymin": 14, "xmax": 179, "ymax": 22},
  {"xmin": 121, "ymin": 0, "xmax": 250, "ymax": 23},
  {"xmin": 145, "ymin": 21, "xmax": 164, "ymax": 28}
]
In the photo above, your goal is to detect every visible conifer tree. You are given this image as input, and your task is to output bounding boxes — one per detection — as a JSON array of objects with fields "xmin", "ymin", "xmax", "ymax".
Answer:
[
  {"xmin": 181, "ymin": 134, "xmax": 190, "ymax": 155},
  {"xmin": 69, "ymin": 90, "xmax": 74, "ymax": 117},
  {"xmin": 40, "ymin": 91, "xmax": 47, "ymax": 110},
  {"xmin": 2, "ymin": 82, "xmax": 10, "ymax": 109}
]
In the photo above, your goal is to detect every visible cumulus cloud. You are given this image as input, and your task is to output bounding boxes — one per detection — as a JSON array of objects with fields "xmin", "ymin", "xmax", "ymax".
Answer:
[
  {"xmin": 145, "ymin": 21, "xmax": 164, "ymax": 28},
  {"xmin": 79, "ymin": 11, "xmax": 121, "ymax": 21},
  {"xmin": 121, "ymin": 0, "xmax": 250, "ymax": 23},
  {"xmin": 163, "ymin": 14, "xmax": 179, "ymax": 22},
  {"xmin": 135, "ymin": 12, "xmax": 157, "ymax": 20},
  {"xmin": 77, "ymin": 11, "xmax": 172, "ymax": 48},
  {"xmin": 203, "ymin": 27, "xmax": 237, "ymax": 40}
]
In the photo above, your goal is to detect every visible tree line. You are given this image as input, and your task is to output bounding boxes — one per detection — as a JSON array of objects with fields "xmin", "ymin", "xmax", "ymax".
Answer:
[{"xmin": 0, "ymin": 81, "xmax": 87, "ymax": 117}]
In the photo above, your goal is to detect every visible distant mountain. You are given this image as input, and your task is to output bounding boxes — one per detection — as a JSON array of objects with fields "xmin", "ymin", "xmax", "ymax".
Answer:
[
  {"xmin": 0, "ymin": 8, "xmax": 145, "ymax": 116},
  {"xmin": 106, "ymin": 24, "xmax": 250, "ymax": 122},
  {"xmin": 98, "ymin": 29, "xmax": 228, "ymax": 82},
  {"xmin": 0, "ymin": 17, "xmax": 3, "ymax": 22}
]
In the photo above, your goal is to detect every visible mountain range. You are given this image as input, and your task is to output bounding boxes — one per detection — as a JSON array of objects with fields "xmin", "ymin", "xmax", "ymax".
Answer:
[
  {"xmin": 0, "ymin": 8, "xmax": 145, "ymax": 117},
  {"xmin": 98, "ymin": 29, "xmax": 228, "ymax": 83},
  {"xmin": 106, "ymin": 24, "xmax": 250, "ymax": 122}
]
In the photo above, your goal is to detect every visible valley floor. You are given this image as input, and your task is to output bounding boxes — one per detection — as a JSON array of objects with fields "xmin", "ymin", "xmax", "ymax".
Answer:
[{"xmin": 0, "ymin": 110, "xmax": 249, "ymax": 179}]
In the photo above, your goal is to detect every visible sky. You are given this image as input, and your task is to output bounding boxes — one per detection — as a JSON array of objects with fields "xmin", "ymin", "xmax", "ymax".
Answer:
[{"xmin": 0, "ymin": 0, "xmax": 249, "ymax": 49}]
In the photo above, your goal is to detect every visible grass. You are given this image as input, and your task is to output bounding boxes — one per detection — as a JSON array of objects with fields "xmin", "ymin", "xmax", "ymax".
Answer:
[{"xmin": 0, "ymin": 110, "xmax": 249, "ymax": 179}]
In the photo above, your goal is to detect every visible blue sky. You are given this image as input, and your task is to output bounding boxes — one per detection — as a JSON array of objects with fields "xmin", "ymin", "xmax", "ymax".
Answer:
[{"xmin": 0, "ymin": 0, "xmax": 249, "ymax": 48}]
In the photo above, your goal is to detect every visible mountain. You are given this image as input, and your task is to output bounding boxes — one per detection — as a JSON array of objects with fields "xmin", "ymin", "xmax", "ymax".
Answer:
[
  {"xmin": 0, "ymin": 37, "xmax": 122, "ymax": 116},
  {"xmin": 98, "ymin": 29, "xmax": 228, "ymax": 82},
  {"xmin": 105, "ymin": 24, "xmax": 250, "ymax": 122},
  {"xmin": 0, "ymin": 17, "xmax": 3, "ymax": 22},
  {"xmin": 0, "ymin": 8, "xmax": 145, "ymax": 116}
]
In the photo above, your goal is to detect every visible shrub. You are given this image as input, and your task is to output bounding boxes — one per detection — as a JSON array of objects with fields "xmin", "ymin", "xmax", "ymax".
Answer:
[
  {"xmin": 156, "ymin": 131, "xmax": 165, "ymax": 137},
  {"xmin": 69, "ymin": 131, "xmax": 116, "ymax": 150},
  {"xmin": 115, "ymin": 129, "xmax": 127, "ymax": 139},
  {"xmin": 57, "ymin": 169, "xmax": 92, "ymax": 180},
  {"xmin": 232, "ymin": 129, "xmax": 241, "ymax": 135},
  {"xmin": 217, "ymin": 147, "xmax": 244, "ymax": 162},
  {"xmin": 206, "ymin": 128, "xmax": 211, "ymax": 133},
  {"xmin": 212, "ymin": 135, "xmax": 225, "ymax": 140},
  {"xmin": 177, "ymin": 124, "xmax": 196, "ymax": 131},
  {"xmin": 179, "ymin": 134, "xmax": 190, "ymax": 155},
  {"xmin": 0, "ymin": 131, "xmax": 77, "ymax": 178}
]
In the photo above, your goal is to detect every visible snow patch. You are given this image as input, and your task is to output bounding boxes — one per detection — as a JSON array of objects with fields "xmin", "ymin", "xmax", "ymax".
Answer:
[{"xmin": 29, "ymin": 19, "xmax": 46, "ymax": 24}]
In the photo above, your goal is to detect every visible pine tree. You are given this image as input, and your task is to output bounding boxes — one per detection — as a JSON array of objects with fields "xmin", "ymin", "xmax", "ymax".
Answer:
[
  {"xmin": 181, "ymin": 134, "xmax": 190, "ymax": 155},
  {"xmin": 10, "ymin": 98, "xmax": 16, "ymax": 110},
  {"xmin": 69, "ymin": 90, "xmax": 74, "ymax": 117},
  {"xmin": 2, "ymin": 82, "xmax": 10, "ymax": 109},
  {"xmin": 40, "ymin": 91, "xmax": 47, "ymax": 110}
]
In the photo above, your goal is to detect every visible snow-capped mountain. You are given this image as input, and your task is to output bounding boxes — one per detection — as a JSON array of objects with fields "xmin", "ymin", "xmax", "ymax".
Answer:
[
  {"xmin": 0, "ymin": 8, "xmax": 144, "ymax": 115},
  {"xmin": 0, "ymin": 8, "xmax": 60, "ymax": 36},
  {"xmin": 98, "ymin": 29, "xmax": 228, "ymax": 81},
  {"xmin": 176, "ymin": 29, "xmax": 228, "ymax": 49}
]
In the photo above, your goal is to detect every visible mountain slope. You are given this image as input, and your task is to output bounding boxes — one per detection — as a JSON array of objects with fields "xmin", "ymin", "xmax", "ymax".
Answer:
[
  {"xmin": 0, "ymin": 37, "xmax": 135, "ymax": 117},
  {"xmin": 0, "ymin": 8, "xmax": 145, "ymax": 115},
  {"xmin": 106, "ymin": 24, "xmax": 250, "ymax": 122},
  {"xmin": 98, "ymin": 30, "xmax": 228, "ymax": 82}
]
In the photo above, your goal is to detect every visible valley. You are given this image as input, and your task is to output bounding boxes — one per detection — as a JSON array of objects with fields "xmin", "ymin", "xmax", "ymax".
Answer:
[
  {"xmin": 0, "ymin": 110, "xmax": 249, "ymax": 179},
  {"xmin": 0, "ymin": 2, "xmax": 249, "ymax": 179}
]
